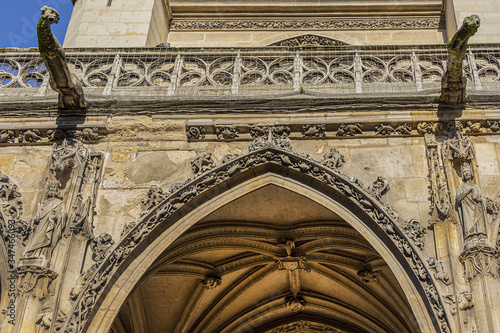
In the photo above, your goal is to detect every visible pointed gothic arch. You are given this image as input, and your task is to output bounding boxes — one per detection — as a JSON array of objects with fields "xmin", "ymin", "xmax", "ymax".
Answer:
[{"xmin": 61, "ymin": 147, "xmax": 450, "ymax": 333}]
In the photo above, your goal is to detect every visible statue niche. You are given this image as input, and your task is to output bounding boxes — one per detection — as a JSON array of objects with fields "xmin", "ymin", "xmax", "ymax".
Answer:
[
  {"xmin": 456, "ymin": 163, "xmax": 488, "ymax": 247},
  {"xmin": 23, "ymin": 181, "xmax": 67, "ymax": 264}
]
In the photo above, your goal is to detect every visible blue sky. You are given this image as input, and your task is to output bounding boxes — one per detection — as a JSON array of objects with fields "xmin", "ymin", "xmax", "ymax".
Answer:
[{"xmin": 1, "ymin": 1, "xmax": 73, "ymax": 48}]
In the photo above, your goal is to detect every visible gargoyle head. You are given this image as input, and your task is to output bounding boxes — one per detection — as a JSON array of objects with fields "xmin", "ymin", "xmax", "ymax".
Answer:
[
  {"xmin": 41, "ymin": 6, "xmax": 60, "ymax": 25},
  {"xmin": 462, "ymin": 15, "xmax": 481, "ymax": 35}
]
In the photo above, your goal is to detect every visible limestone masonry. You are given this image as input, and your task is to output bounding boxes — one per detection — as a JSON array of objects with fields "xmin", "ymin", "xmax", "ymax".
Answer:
[{"xmin": 1, "ymin": 1, "xmax": 500, "ymax": 333}]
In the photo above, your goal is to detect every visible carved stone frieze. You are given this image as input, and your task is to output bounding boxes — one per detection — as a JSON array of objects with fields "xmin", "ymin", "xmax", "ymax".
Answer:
[
  {"xmin": 0, "ymin": 127, "xmax": 105, "ymax": 145},
  {"xmin": 464, "ymin": 121, "xmax": 482, "ymax": 133},
  {"xmin": 336, "ymin": 123, "xmax": 362, "ymax": 136},
  {"xmin": 285, "ymin": 296, "xmax": 306, "ymax": 312},
  {"xmin": 486, "ymin": 120, "xmax": 500, "ymax": 132},
  {"xmin": 216, "ymin": 126, "xmax": 239, "ymax": 140},
  {"xmin": 186, "ymin": 126, "xmax": 206, "ymax": 140},
  {"xmin": 0, "ymin": 130, "xmax": 16, "ymax": 143},
  {"xmin": 427, "ymin": 258, "xmax": 452, "ymax": 285},
  {"xmin": 170, "ymin": 18, "xmax": 443, "ymax": 31},
  {"xmin": 201, "ymin": 276, "xmax": 222, "ymax": 289},
  {"xmin": 402, "ymin": 219, "xmax": 427, "ymax": 250},
  {"xmin": 18, "ymin": 129, "xmax": 42, "ymax": 143},
  {"xmin": 417, "ymin": 122, "xmax": 443, "ymax": 134},
  {"xmin": 374, "ymin": 123, "xmax": 395, "ymax": 136},
  {"xmin": 301, "ymin": 124, "xmax": 325, "ymax": 137},
  {"xmin": 15, "ymin": 265, "xmax": 58, "ymax": 301},
  {"xmin": 63, "ymin": 145, "xmax": 450, "ymax": 333},
  {"xmin": 394, "ymin": 123, "xmax": 412, "ymax": 135},
  {"xmin": 459, "ymin": 245, "xmax": 498, "ymax": 282},
  {"xmin": 249, "ymin": 125, "xmax": 292, "ymax": 152}
]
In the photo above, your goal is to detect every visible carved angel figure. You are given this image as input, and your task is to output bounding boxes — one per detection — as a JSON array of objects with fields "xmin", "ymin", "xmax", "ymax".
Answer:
[
  {"xmin": 456, "ymin": 164, "xmax": 487, "ymax": 244},
  {"xmin": 23, "ymin": 182, "xmax": 67, "ymax": 262}
]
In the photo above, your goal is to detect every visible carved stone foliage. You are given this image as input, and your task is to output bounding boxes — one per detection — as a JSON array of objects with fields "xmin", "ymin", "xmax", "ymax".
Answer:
[
  {"xmin": 91, "ymin": 233, "xmax": 115, "ymax": 262},
  {"xmin": 0, "ymin": 176, "xmax": 28, "ymax": 254},
  {"xmin": 186, "ymin": 126, "xmax": 206, "ymax": 140},
  {"xmin": 459, "ymin": 246, "xmax": 498, "ymax": 282},
  {"xmin": 271, "ymin": 35, "xmax": 347, "ymax": 47},
  {"xmin": 216, "ymin": 126, "xmax": 239, "ymax": 140},
  {"xmin": 320, "ymin": 148, "xmax": 345, "ymax": 169},
  {"xmin": 402, "ymin": 219, "xmax": 427, "ymax": 250},
  {"xmin": 63, "ymin": 145, "xmax": 450, "ymax": 333},
  {"xmin": 486, "ymin": 120, "xmax": 500, "ymax": 132},
  {"xmin": 336, "ymin": 123, "xmax": 362, "ymax": 136},
  {"xmin": 266, "ymin": 321, "xmax": 347, "ymax": 333},
  {"xmin": 301, "ymin": 124, "xmax": 325, "ymax": 137},
  {"xmin": 367, "ymin": 176, "xmax": 390, "ymax": 200},
  {"xmin": 427, "ymin": 258, "xmax": 452, "ymax": 285},
  {"xmin": 35, "ymin": 310, "xmax": 66, "ymax": 333},
  {"xmin": 171, "ymin": 18, "xmax": 443, "ymax": 31},
  {"xmin": 15, "ymin": 265, "xmax": 58, "ymax": 301},
  {"xmin": 191, "ymin": 153, "xmax": 216, "ymax": 175},
  {"xmin": 51, "ymin": 139, "xmax": 88, "ymax": 175},
  {"xmin": 201, "ymin": 276, "xmax": 222, "ymax": 289}
]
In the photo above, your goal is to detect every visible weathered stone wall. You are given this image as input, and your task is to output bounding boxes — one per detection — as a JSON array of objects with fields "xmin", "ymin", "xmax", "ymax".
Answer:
[{"xmin": 447, "ymin": 0, "xmax": 500, "ymax": 43}]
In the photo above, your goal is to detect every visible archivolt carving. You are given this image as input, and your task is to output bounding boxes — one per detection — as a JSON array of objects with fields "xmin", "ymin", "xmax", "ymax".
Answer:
[{"xmin": 62, "ymin": 144, "xmax": 450, "ymax": 333}]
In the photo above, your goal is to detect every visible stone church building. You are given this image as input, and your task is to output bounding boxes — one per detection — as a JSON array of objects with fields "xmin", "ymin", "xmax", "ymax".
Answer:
[{"xmin": 1, "ymin": 0, "xmax": 500, "ymax": 332}]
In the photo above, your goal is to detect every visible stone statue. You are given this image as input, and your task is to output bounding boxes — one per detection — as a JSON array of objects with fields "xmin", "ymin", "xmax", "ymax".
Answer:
[
  {"xmin": 440, "ymin": 15, "xmax": 480, "ymax": 104},
  {"xmin": 37, "ymin": 6, "xmax": 85, "ymax": 111},
  {"xmin": 23, "ymin": 182, "xmax": 67, "ymax": 262},
  {"xmin": 456, "ymin": 164, "xmax": 487, "ymax": 244}
]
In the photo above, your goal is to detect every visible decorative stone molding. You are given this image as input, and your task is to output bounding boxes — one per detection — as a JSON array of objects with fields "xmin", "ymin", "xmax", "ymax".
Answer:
[
  {"xmin": 62, "ymin": 143, "xmax": 451, "ymax": 333},
  {"xmin": 425, "ymin": 139, "xmax": 452, "ymax": 224},
  {"xmin": 336, "ymin": 123, "xmax": 363, "ymax": 136},
  {"xmin": 216, "ymin": 126, "xmax": 239, "ymax": 140},
  {"xmin": 0, "ymin": 126, "xmax": 104, "ymax": 145},
  {"xmin": 320, "ymin": 148, "xmax": 345, "ymax": 169},
  {"xmin": 90, "ymin": 233, "xmax": 115, "ymax": 262},
  {"xmin": 270, "ymin": 35, "xmax": 347, "ymax": 47},
  {"xmin": 191, "ymin": 153, "xmax": 216, "ymax": 176},
  {"xmin": 170, "ymin": 18, "xmax": 444, "ymax": 31},
  {"xmin": 459, "ymin": 245, "xmax": 498, "ymax": 282},
  {"xmin": 0, "ymin": 175, "xmax": 27, "ymax": 253},
  {"xmin": 186, "ymin": 126, "xmax": 206, "ymax": 140}
]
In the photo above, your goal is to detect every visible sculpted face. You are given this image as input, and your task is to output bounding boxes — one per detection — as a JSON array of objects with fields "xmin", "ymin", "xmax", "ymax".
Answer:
[
  {"xmin": 463, "ymin": 15, "xmax": 481, "ymax": 34},
  {"xmin": 41, "ymin": 6, "xmax": 60, "ymax": 24},
  {"xmin": 462, "ymin": 168, "xmax": 472, "ymax": 181}
]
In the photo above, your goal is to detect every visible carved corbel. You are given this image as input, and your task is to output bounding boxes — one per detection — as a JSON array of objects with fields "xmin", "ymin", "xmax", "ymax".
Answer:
[{"xmin": 459, "ymin": 246, "xmax": 498, "ymax": 282}]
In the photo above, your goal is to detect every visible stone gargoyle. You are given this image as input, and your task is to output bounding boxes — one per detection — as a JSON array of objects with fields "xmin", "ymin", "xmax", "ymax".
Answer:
[
  {"xmin": 440, "ymin": 15, "xmax": 480, "ymax": 104},
  {"xmin": 37, "ymin": 6, "xmax": 86, "ymax": 111}
]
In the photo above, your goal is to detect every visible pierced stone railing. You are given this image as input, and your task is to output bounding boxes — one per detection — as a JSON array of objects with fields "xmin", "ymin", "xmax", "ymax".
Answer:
[{"xmin": 1, "ymin": 45, "xmax": 499, "ymax": 99}]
